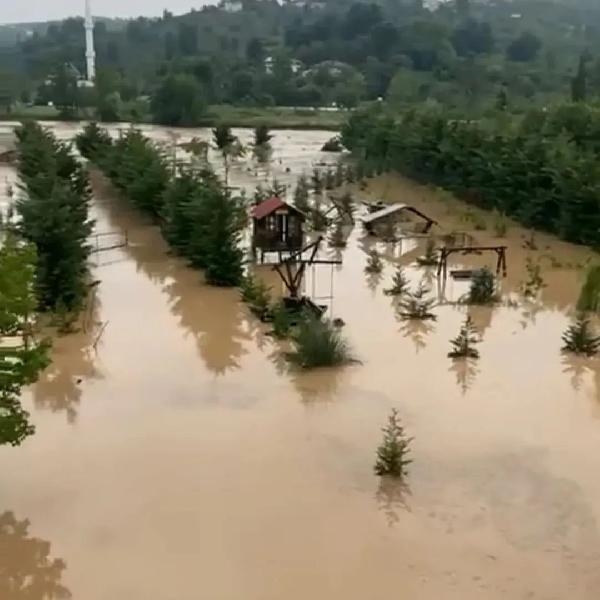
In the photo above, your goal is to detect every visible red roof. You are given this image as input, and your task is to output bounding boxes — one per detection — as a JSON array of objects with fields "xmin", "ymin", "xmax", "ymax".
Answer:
[{"xmin": 252, "ymin": 197, "xmax": 287, "ymax": 220}]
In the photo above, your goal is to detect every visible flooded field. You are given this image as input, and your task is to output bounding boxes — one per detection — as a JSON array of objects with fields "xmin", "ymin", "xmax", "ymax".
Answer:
[{"xmin": 1, "ymin": 123, "xmax": 600, "ymax": 600}]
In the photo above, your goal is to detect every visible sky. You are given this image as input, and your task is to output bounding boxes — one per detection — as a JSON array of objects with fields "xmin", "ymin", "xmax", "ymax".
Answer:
[{"xmin": 0, "ymin": 1, "xmax": 214, "ymax": 24}]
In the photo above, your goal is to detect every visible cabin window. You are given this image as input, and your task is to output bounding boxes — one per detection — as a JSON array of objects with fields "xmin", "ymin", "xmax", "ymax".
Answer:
[{"xmin": 267, "ymin": 215, "xmax": 276, "ymax": 231}]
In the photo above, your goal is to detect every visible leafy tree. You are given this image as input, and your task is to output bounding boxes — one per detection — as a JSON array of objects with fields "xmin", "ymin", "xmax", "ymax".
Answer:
[
  {"xmin": 452, "ymin": 19, "xmax": 494, "ymax": 57},
  {"xmin": 507, "ymin": 32, "xmax": 542, "ymax": 62},
  {"xmin": 0, "ymin": 236, "xmax": 50, "ymax": 446},
  {"xmin": 374, "ymin": 408, "xmax": 412, "ymax": 478},
  {"xmin": 151, "ymin": 74, "xmax": 206, "ymax": 126}
]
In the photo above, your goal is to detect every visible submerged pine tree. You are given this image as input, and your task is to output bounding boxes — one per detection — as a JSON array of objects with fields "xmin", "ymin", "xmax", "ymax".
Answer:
[
  {"xmin": 374, "ymin": 409, "xmax": 412, "ymax": 478},
  {"xmin": 398, "ymin": 282, "xmax": 436, "ymax": 320},
  {"xmin": 365, "ymin": 249, "xmax": 383, "ymax": 273},
  {"xmin": 293, "ymin": 174, "xmax": 311, "ymax": 213},
  {"xmin": 384, "ymin": 266, "xmax": 409, "ymax": 296},
  {"xmin": 448, "ymin": 316, "xmax": 480, "ymax": 359},
  {"xmin": 561, "ymin": 314, "xmax": 600, "ymax": 356}
]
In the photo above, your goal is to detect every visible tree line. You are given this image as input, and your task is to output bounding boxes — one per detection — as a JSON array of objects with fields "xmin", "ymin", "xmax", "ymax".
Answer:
[
  {"xmin": 2, "ymin": 0, "xmax": 600, "ymax": 123},
  {"xmin": 0, "ymin": 121, "xmax": 94, "ymax": 446},
  {"xmin": 76, "ymin": 123, "xmax": 244, "ymax": 286},
  {"xmin": 341, "ymin": 101, "xmax": 600, "ymax": 247}
]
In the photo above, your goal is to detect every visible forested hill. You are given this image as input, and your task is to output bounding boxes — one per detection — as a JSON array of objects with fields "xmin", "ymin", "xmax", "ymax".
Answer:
[{"xmin": 2, "ymin": 0, "xmax": 600, "ymax": 124}]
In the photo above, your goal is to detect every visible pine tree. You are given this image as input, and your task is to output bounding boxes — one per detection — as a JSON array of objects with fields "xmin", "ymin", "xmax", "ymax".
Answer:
[
  {"xmin": 398, "ymin": 282, "xmax": 436, "ymax": 320},
  {"xmin": 324, "ymin": 168, "xmax": 335, "ymax": 190},
  {"xmin": 311, "ymin": 168, "xmax": 322, "ymax": 194},
  {"xmin": 334, "ymin": 162, "xmax": 345, "ymax": 187},
  {"xmin": 374, "ymin": 409, "xmax": 412, "ymax": 478},
  {"xmin": 416, "ymin": 239, "xmax": 438, "ymax": 267},
  {"xmin": 448, "ymin": 315, "xmax": 480, "ymax": 358},
  {"xmin": 204, "ymin": 191, "xmax": 244, "ymax": 287},
  {"xmin": 561, "ymin": 314, "xmax": 600, "ymax": 356},
  {"xmin": 293, "ymin": 174, "xmax": 311, "ymax": 213},
  {"xmin": 384, "ymin": 266, "xmax": 409, "ymax": 296},
  {"xmin": 365, "ymin": 249, "xmax": 383, "ymax": 273},
  {"xmin": 16, "ymin": 123, "xmax": 94, "ymax": 312},
  {"xmin": 0, "ymin": 236, "xmax": 51, "ymax": 446}
]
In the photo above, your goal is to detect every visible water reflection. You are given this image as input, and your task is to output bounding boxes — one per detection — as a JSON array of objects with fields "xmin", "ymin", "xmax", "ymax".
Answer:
[
  {"xmin": 449, "ymin": 358, "xmax": 479, "ymax": 394},
  {"xmin": 398, "ymin": 318, "xmax": 435, "ymax": 353},
  {"xmin": 165, "ymin": 274, "xmax": 249, "ymax": 375},
  {"xmin": 289, "ymin": 367, "xmax": 342, "ymax": 404},
  {"xmin": 0, "ymin": 512, "xmax": 71, "ymax": 599},
  {"xmin": 33, "ymin": 308, "xmax": 103, "ymax": 423},
  {"xmin": 375, "ymin": 477, "xmax": 411, "ymax": 527}
]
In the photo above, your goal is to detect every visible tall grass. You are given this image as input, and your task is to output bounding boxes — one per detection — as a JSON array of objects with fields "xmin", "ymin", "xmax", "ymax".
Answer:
[
  {"xmin": 287, "ymin": 315, "xmax": 353, "ymax": 368},
  {"xmin": 577, "ymin": 265, "xmax": 600, "ymax": 313}
]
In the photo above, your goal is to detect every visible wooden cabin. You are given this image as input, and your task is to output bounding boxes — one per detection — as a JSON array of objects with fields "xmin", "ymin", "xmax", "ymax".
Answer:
[
  {"xmin": 252, "ymin": 197, "xmax": 305, "ymax": 261},
  {"xmin": 362, "ymin": 202, "xmax": 437, "ymax": 236}
]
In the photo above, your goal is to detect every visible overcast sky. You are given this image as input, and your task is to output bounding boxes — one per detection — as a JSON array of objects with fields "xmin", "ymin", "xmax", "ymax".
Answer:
[{"xmin": 1, "ymin": 1, "xmax": 214, "ymax": 24}]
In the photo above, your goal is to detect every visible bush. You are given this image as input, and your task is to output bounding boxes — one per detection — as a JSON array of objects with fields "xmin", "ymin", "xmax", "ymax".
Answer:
[
  {"xmin": 271, "ymin": 301, "xmax": 293, "ymax": 339},
  {"xmin": 466, "ymin": 268, "xmax": 497, "ymax": 304},
  {"xmin": 321, "ymin": 136, "xmax": 343, "ymax": 152},
  {"xmin": 374, "ymin": 408, "xmax": 412, "ymax": 478},
  {"xmin": 287, "ymin": 315, "xmax": 353, "ymax": 368}
]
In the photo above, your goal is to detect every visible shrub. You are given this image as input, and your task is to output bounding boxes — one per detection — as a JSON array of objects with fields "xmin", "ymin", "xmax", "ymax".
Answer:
[
  {"xmin": 448, "ymin": 316, "xmax": 480, "ymax": 359},
  {"xmin": 321, "ymin": 136, "xmax": 343, "ymax": 152},
  {"xmin": 466, "ymin": 268, "xmax": 497, "ymax": 304},
  {"xmin": 287, "ymin": 315, "xmax": 353, "ymax": 368},
  {"xmin": 561, "ymin": 314, "xmax": 600, "ymax": 356},
  {"xmin": 271, "ymin": 301, "xmax": 294, "ymax": 339},
  {"xmin": 374, "ymin": 409, "xmax": 412, "ymax": 478}
]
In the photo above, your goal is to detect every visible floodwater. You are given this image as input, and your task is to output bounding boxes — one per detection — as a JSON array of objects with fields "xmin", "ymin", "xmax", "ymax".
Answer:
[{"xmin": 1, "ymin": 122, "xmax": 600, "ymax": 600}]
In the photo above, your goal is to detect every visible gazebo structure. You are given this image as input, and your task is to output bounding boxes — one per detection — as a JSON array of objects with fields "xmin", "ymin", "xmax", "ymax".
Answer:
[
  {"xmin": 252, "ymin": 197, "xmax": 305, "ymax": 263},
  {"xmin": 362, "ymin": 203, "xmax": 437, "ymax": 236},
  {"xmin": 437, "ymin": 245, "xmax": 508, "ymax": 281}
]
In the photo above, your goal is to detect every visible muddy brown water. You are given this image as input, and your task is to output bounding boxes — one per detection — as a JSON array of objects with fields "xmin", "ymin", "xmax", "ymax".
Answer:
[{"xmin": 1, "ymin": 123, "xmax": 600, "ymax": 599}]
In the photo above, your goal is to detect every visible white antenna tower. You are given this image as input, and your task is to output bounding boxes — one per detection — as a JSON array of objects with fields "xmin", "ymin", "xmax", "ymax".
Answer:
[{"xmin": 85, "ymin": 0, "xmax": 96, "ymax": 82}]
